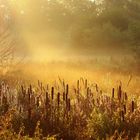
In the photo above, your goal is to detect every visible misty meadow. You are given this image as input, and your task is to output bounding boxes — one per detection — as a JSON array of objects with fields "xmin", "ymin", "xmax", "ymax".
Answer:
[{"xmin": 0, "ymin": 0, "xmax": 140, "ymax": 140}]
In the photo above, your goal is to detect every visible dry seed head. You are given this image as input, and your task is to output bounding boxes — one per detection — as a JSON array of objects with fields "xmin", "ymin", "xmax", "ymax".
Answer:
[
  {"xmin": 118, "ymin": 85, "xmax": 122, "ymax": 101},
  {"xmin": 85, "ymin": 79, "xmax": 87, "ymax": 89},
  {"xmin": 125, "ymin": 92, "xmax": 128, "ymax": 100},
  {"xmin": 123, "ymin": 104, "xmax": 126, "ymax": 114},
  {"xmin": 112, "ymin": 88, "xmax": 115, "ymax": 98},
  {"xmin": 63, "ymin": 92, "xmax": 65, "ymax": 101},
  {"xmin": 51, "ymin": 87, "xmax": 54, "ymax": 100},
  {"xmin": 66, "ymin": 84, "xmax": 69, "ymax": 95},
  {"xmin": 36, "ymin": 97, "xmax": 40, "ymax": 107},
  {"xmin": 132, "ymin": 100, "xmax": 135, "ymax": 113},
  {"xmin": 57, "ymin": 92, "xmax": 60, "ymax": 107}
]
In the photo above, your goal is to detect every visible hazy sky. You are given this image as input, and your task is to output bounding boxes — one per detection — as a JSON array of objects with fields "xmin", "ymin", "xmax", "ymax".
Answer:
[{"xmin": 0, "ymin": 0, "xmax": 66, "ymax": 61}]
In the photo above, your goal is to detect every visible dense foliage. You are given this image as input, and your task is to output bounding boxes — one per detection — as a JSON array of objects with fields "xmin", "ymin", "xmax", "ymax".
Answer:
[
  {"xmin": 36, "ymin": 0, "xmax": 140, "ymax": 54},
  {"xmin": 0, "ymin": 79, "xmax": 140, "ymax": 140}
]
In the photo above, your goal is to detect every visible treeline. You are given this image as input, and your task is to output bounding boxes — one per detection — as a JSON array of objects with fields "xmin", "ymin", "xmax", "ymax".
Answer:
[{"xmin": 35, "ymin": 0, "xmax": 140, "ymax": 63}]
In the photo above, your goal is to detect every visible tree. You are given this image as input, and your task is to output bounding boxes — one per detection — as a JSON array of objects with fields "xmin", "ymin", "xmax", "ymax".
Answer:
[{"xmin": 0, "ymin": 2, "xmax": 24, "ymax": 75}]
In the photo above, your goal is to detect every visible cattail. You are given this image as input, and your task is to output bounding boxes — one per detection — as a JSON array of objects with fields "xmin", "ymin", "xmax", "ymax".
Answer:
[
  {"xmin": 77, "ymin": 80, "xmax": 79, "ymax": 89},
  {"xmin": 118, "ymin": 85, "xmax": 122, "ymax": 101},
  {"xmin": 124, "ymin": 92, "xmax": 128, "ymax": 100},
  {"xmin": 29, "ymin": 85, "xmax": 32, "ymax": 94},
  {"xmin": 85, "ymin": 79, "xmax": 87, "ymax": 89},
  {"xmin": 66, "ymin": 92, "xmax": 68, "ymax": 103},
  {"xmin": 51, "ymin": 87, "xmax": 54, "ymax": 100},
  {"xmin": 95, "ymin": 84, "xmax": 98, "ymax": 92},
  {"xmin": 63, "ymin": 92, "xmax": 65, "ymax": 101},
  {"xmin": 21, "ymin": 85, "xmax": 24, "ymax": 94},
  {"xmin": 131, "ymin": 101, "xmax": 135, "ymax": 113},
  {"xmin": 77, "ymin": 80, "xmax": 79, "ymax": 93},
  {"xmin": 87, "ymin": 87, "xmax": 89, "ymax": 98},
  {"xmin": 57, "ymin": 92, "xmax": 60, "ymax": 107},
  {"xmin": 45, "ymin": 92, "xmax": 49, "ymax": 106},
  {"xmin": 112, "ymin": 88, "xmax": 115, "ymax": 98},
  {"xmin": 28, "ymin": 88, "xmax": 31, "ymax": 104},
  {"xmin": 66, "ymin": 84, "xmax": 69, "ymax": 102},
  {"xmin": 36, "ymin": 97, "xmax": 39, "ymax": 107},
  {"xmin": 66, "ymin": 84, "xmax": 69, "ymax": 95},
  {"xmin": 123, "ymin": 104, "xmax": 126, "ymax": 114}
]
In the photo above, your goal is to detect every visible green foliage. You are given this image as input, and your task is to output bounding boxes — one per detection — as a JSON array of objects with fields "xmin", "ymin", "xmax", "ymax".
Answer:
[{"xmin": 36, "ymin": 0, "xmax": 140, "ymax": 63}]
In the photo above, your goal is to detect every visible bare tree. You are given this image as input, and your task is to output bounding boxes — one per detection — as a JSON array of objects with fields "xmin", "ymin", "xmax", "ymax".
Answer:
[
  {"xmin": 0, "ymin": 5, "xmax": 24, "ymax": 75},
  {"xmin": 0, "ymin": 27, "xmax": 15, "ymax": 67}
]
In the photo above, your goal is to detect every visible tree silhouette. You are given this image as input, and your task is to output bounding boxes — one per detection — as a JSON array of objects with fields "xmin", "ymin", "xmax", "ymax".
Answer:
[{"xmin": 0, "ymin": 3, "xmax": 24, "ymax": 75}]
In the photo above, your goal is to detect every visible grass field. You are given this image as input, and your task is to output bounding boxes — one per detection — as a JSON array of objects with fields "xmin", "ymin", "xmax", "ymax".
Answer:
[{"xmin": 0, "ymin": 61, "xmax": 140, "ymax": 140}]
